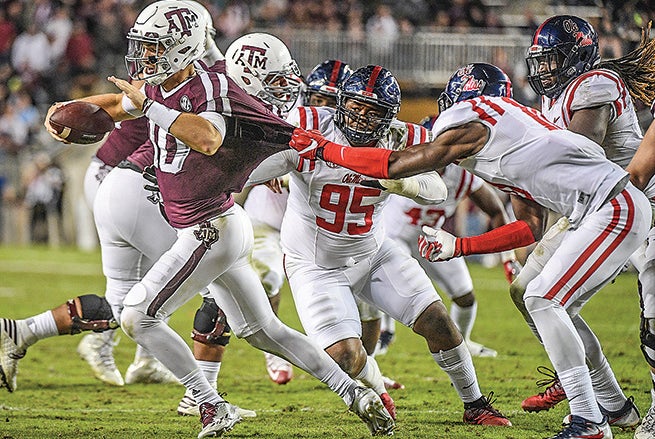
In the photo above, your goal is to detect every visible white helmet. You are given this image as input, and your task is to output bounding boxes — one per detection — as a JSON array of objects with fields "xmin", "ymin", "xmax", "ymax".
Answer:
[
  {"xmin": 178, "ymin": 0, "xmax": 224, "ymax": 63},
  {"xmin": 225, "ymin": 33, "xmax": 303, "ymax": 114},
  {"xmin": 125, "ymin": 0, "xmax": 207, "ymax": 85}
]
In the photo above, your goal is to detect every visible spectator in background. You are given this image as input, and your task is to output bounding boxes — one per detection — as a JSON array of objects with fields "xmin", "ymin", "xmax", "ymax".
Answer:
[
  {"xmin": 90, "ymin": 0, "xmax": 126, "ymax": 78},
  {"xmin": 0, "ymin": 8, "xmax": 17, "ymax": 64},
  {"xmin": 64, "ymin": 20, "xmax": 95, "ymax": 75},
  {"xmin": 11, "ymin": 23, "xmax": 52, "ymax": 94},
  {"xmin": 366, "ymin": 4, "xmax": 399, "ymax": 58},
  {"xmin": 45, "ymin": 3, "xmax": 73, "ymax": 63},
  {"xmin": 23, "ymin": 152, "xmax": 64, "ymax": 245},
  {"xmin": 216, "ymin": 0, "xmax": 251, "ymax": 41}
]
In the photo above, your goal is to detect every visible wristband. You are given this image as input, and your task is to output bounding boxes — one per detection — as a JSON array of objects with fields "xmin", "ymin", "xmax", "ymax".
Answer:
[{"xmin": 144, "ymin": 99, "xmax": 181, "ymax": 132}]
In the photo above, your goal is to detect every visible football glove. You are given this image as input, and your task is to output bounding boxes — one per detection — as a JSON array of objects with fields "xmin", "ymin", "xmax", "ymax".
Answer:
[
  {"xmin": 289, "ymin": 128, "xmax": 331, "ymax": 160},
  {"xmin": 418, "ymin": 225, "xmax": 462, "ymax": 262}
]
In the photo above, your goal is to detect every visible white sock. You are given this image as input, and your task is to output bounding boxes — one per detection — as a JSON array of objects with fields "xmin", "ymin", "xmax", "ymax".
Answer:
[
  {"xmin": 179, "ymin": 368, "xmax": 222, "ymax": 406},
  {"xmin": 134, "ymin": 343, "xmax": 155, "ymax": 362},
  {"xmin": 589, "ymin": 357, "xmax": 626, "ymax": 412},
  {"xmin": 380, "ymin": 314, "xmax": 395, "ymax": 334},
  {"xmin": 450, "ymin": 302, "xmax": 477, "ymax": 340},
  {"xmin": 354, "ymin": 356, "xmax": 386, "ymax": 395},
  {"xmin": 559, "ymin": 365, "xmax": 602, "ymax": 423},
  {"xmin": 432, "ymin": 341, "xmax": 482, "ymax": 403},
  {"xmin": 650, "ymin": 373, "xmax": 655, "ymax": 408},
  {"xmin": 198, "ymin": 360, "xmax": 221, "ymax": 389},
  {"xmin": 23, "ymin": 311, "xmax": 58, "ymax": 346}
]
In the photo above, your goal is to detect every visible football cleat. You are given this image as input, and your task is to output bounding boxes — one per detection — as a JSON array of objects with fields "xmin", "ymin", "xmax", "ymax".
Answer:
[
  {"xmin": 375, "ymin": 330, "xmax": 395, "ymax": 356},
  {"xmin": 521, "ymin": 366, "xmax": 566, "ymax": 412},
  {"xmin": 178, "ymin": 389, "xmax": 256, "ymax": 418},
  {"xmin": 549, "ymin": 415, "xmax": 612, "ymax": 439},
  {"xmin": 198, "ymin": 401, "xmax": 242, "ymax": 438},
  {"xmin": 264, "ymin": 352, "xmax": 293, "ymax": 385},
  {"xmin": 463, "ymin": 392, "xmax": 512, "ymax": 426},
  {"xmin": 350, "ymin": 386, "xmax": 395, "ymax": 436},
  {"xmin": 0, "ymin": 319, "xmax": 27, "ymax": 392},
  {"xmin": 635, "ymin": 405, "xmax": 655, "ymax": 439},
  {"xmin": 125, "ymin": 357, "xmax": 179, "ymax": 385},
  {"xmin": 466, "ymin": 339, "xmax": 498, "ymax": 358},
  {"xmin": 600, "ymin": 395, "xmax": 640, "ymax": 429},
  {"xmin": 77, "ymin": 331, "xmax": 124, "ymax": 386},
  {"xmin": 382, "ymin": 375, "xmax": 405, "ymax": 390}
]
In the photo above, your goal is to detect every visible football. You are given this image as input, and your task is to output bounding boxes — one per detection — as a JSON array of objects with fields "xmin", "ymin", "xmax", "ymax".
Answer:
[{"xmin": 49, "ymin": 101, "xmax": 115, "ymax": 144}]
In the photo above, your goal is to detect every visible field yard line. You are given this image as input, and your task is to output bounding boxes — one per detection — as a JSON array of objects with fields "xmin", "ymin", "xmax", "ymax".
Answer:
[{"xmin": 1, "ymin": 260, "xmax": 101, "ymax": 276}]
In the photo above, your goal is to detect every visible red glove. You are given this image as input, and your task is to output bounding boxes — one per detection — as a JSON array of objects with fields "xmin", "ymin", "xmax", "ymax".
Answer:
[
  {"xmin": 417, "ymin": 226, "xmax": 463, "ymax": 262},
  {"xmin": 503, "ymin": 260, "xmax": 522, "ymax": 284},
  {"xmin": 289, "ymin": 128, "xmax": 330, "ymax": 160}
]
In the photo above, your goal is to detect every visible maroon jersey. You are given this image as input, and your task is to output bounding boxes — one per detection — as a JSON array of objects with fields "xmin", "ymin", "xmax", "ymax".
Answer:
[
  {"xmin": 95, "ymin": 117, "xmax": 149, "ymax": 167},
  {"xmin": 127, "ymin": 141, "xmax": 154, "ymax": 171},
  {"xmin": 144, "ymin": 60, "xmax": 294, "ymax": 228}
]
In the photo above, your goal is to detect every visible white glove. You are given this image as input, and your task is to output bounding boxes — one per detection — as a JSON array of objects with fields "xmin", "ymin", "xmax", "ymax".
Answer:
[{"xmin": 417, "ymin": 225, "xmax": 460, "ymax": 262}]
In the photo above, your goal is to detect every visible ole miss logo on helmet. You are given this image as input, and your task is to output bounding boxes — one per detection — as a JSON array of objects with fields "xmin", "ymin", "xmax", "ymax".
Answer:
[
  {"xmin": 461, "ymin": 76, "xmax": 484, "ymax": 93},
  {"xmin": 164, "ymin": 8, "xmax": 199, "ymax": 37}
]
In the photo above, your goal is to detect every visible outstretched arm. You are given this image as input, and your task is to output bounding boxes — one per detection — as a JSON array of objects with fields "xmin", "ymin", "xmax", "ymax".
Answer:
[
  {"xmin": 289, "ymin": 122, "xmax": 488, "ymax": 179},
  {"xmin": 627, "ymin": 118, "xmax": 655, "ymax": 191}
]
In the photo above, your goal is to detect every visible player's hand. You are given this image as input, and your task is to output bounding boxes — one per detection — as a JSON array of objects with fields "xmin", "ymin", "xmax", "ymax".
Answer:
[
  {"xmin": 418, "ymin": 225, "xmax": 461, "ymax": 262},
  {"xmin": 289, "ymin": 128, "xmax": 330, "ymax": 160},
  {"xmin": 263, "ymin": 177, "xmax": 283, "ymax": 194},
  {"xmin": 44, "ymin": 102, "xmax": 71, "ymax": 144},
  {"xmin": 109, "ymin": 76, "xmax": 146, "ymax": 110},
  {"xmin": 501, "ymin": 250, "xmax": 522, "ymax": 284}
]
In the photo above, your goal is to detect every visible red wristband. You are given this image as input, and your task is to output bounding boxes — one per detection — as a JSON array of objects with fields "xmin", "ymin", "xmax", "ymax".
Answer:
[
  {"xmin": 322, "ymin": 143, "xmax": 391, "ymax": 179},
  {"xmin": 457, "ymin": 220, "xmax": 535, "ymax": 255}
]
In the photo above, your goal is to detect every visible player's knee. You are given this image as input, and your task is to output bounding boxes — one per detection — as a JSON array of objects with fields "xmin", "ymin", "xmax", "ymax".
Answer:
[
  {"xmin": 328, "ymin": 342, "xmax": 364, "ymax": 376},
  {"xmin": 523, "ymin": 296, "xmax": 555, "ymax": 315},
  {"xmin": 191, "ymin": 298, "xmax": 231, "ymax": 346},
  {"xmin": 640, "ymin": 317, "xmax": 655, "ymax": 368},
  {"xmin": 67, "ymin": 294, "xmax": 118, "ymax": 335},
  {"xmin": 509, "ymin": 280, "xmax": 527, "ymax": 309}
]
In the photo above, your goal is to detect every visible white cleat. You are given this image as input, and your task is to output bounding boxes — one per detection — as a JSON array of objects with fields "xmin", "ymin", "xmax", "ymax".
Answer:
[
  {"xmin": 466, "ymin": 339, "xmax": 498, "ymax": 358},
  {"xmin": 178, "ymin": 389, "xmax": 256, "ymax": 418},
  {"xmin": 264, "ymin": 352, "xmax": 293, "ymax": 385},
  {"xmin": 125, "ymin": 357, "xmax": 179, "ymax": 385},
  {"xmin": 77, "ymin": 331, "xmax": 124, "ymax": 386},
  {"xmin": 636, "ymin": 405, "xmax": 655, "ymax": 439},
  {"xmin": 0, "ymin": 319, "xmax": 27, "ymax": 392},
  {"xmin": 198, "ymin": 401, "xmax": 242, "ymax": 438},
  {"xmin": 350, "ymin": 386, "xmax": 395, "ymax": 436}
]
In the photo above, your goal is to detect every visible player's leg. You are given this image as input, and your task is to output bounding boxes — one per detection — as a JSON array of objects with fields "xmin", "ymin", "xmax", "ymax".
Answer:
[
  {"xmin": 375, "ymin": 313, "xmax": 396, "ymax": 356},
  {"xmin": 418, "ymin": 252, "xmax": 496, "ymax": 357},
  {"xmin": 0, "ymin": 294, "xmax": 118, "ymax": 392},
  {"xmin": 283, "ymin": 258, "xmax": 396, "ymax": 420},
  {"xmin": 367, "ymin": 239, "xmax": 510, "ymax": 426},
  {"xmin": 249, "ymin": 223, "xmax": 293, "ymax": 385},
  {"xmin": 636, "ymin": 226, "xmax": 655, "ymax": 439},
  {"xmin": 524, "ymin": 187, "xmax": 650, "ymax": 437}
]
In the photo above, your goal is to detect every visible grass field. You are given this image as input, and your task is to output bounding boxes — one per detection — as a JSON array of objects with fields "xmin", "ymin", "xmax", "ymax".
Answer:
[{"xmin": 0, "ymin": 245, "xmax": 650, "ymax": 439}]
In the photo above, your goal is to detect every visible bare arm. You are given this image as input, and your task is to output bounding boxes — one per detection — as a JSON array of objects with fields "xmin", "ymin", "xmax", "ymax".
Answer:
[
  {"xmin": 510, "ymin": 195, "xmax": 545, "ymax": 241},
  {"xmin": 627, "ymin": 119, "xmax": 655, "ymax": 191},
  {"xmin": 109, "ymin": 76, "xmax": 223, "ymax": 156},
  {"xmin": 468, "ymin": 183, "xmax": 510, "ymax": 229},
  {"xmin": 567, "ymin": 105, "xmax": 611, "ymax": 145},
  {"xmin": 387, "ymin": 122, "xmax": 488, "ymax": 179}
]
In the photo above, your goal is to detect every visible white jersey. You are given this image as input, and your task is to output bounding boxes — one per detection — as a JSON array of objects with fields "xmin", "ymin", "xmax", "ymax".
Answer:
[
  {"xmin": 250, "ymin": 106, "xmax": 432, "ymax": 269},
  {"xmin": 433, "ymin": 96, "xmax": 629, "ymax": 227},
  {"xmin": 384, "ymin": 165, "xmax": 483, "ymax": 243},
  {"xmin": 541, "ymin": 69, "xmax": 655, "ymax": 200},
  {"xmin": 541, "ymin": 69, "xmax": 642, "ymax": 169}
]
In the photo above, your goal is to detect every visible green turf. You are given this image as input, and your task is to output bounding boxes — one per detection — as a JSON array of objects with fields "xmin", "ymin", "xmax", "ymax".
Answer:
[{"xmin": 0, "ymin": 245, "xmax": 649, "ymax": 438}]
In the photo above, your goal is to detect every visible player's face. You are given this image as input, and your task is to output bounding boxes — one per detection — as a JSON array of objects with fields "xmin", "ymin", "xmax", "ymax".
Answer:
[
  {"xmin": 308, "ymin": 92, "xmax": 337, "ymax": 108},
  {"xmin": 343, "ymin": 98, "xmax": 385, "ymax": 132},
  {"xmin": 264, "ymin": 74, "xmax": 295, "ymax": 101},
  {"xmin": 535, "ymin": 55, "xmax": 559, "ymax": 89},
  {"xmin": 140, "ymin": 42, "xmax": 165, "ymax": 77}
]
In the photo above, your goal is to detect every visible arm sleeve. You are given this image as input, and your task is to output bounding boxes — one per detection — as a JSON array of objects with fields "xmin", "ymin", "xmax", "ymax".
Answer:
[
  {"xmin": 246, "ymin": 150, "xmax": 298, "ymax": 186},
  {"xmin": 458, "ymin": 220, "xmax": 536, "ymax": 255}
]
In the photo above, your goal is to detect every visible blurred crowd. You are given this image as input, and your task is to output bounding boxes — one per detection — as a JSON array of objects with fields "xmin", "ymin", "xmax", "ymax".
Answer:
[{"xmin": 0, "ymin": 0, "xmax": 653, "ymax": 247}]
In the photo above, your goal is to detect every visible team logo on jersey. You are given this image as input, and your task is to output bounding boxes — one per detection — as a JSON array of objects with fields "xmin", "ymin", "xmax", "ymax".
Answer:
[
  {"xmin": 164, "ymin": 8, "xmax": 198, "ymax": 37},
  {"xmin": 180, "ymin": 95, "xmax": 192, "ymax": 112},
  {"xmin": 194, "ymin": 221, "xmax": 220, "ymax": 249}
]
